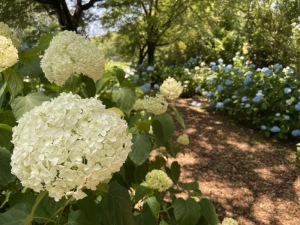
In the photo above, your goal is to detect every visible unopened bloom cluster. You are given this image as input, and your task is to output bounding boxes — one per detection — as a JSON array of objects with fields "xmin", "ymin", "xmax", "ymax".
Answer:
[
  {"xmin": 0, "ymin": 22, "xmax": 19, "ymax": 47},
  {"xmin": 145, "ymin": 170, "xmax": 172, "ymax": 192},
  {"xmin": 11, "ymin": 92, "xmax": 132, "ymax": 201},
  {"xmin": 41, "ymin": 31, "xmax": 105, "ymax": 86},
  {"xmin": 133, "ymin": 94, "xmax": 168, "ymax": 115},
  {"xmin": 159, "ymin": 77, "xmax": 183, "ymax": 98},
  {"xmin": 177, "ymin": 134, "xmax": 190, "ymax": 145},
  {"xmin": 0, "ymin": 35, "xmax": 18, "ymax": 72},
  {"xmin": 219, "ymin": 217, "xmax": 238, "ymax": 225}
]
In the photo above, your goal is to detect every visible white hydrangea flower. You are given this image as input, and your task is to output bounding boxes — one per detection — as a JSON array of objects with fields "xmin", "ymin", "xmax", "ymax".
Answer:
[
  {"xmin": 11, "ymin": 92, "xmax": 132, "ymax": 201},
  {"xmin": 133, "ymin": 94, "xmax": 168, "ymax": 115},
  {"xmin": 0, "ymin": 22, "xmax": 19, "ymax": 48},
  {"xmin": 159, "ymin": 77, "xmax": 183, "ymax": 98},
  {"xmin": 145, "ymin": 170, "xmax": 172, "ymax": 192},
  {"xmin": 41, "ymin": 31, "xmax": 105, "ymax": 86},
  {"xmin": 177, "ymin": 134, "xmax": 190, "ymax": 145},
  {"xmin": 0, "ymin": 35, "xmax": 18, "ymax": 72}
]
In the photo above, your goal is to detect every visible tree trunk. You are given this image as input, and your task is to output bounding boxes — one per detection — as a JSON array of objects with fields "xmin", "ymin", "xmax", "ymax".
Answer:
[
  {"xmin": 138, "ymin": 45, "xmax": 147, "ymax": 65},
  {"xmin": 147, "ymin": 41, "xmax": 156, "ymax": 65}
]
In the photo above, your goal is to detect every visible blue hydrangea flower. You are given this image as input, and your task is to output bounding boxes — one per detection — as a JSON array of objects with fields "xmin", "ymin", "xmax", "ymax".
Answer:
[
  {"xmin": 275, "ymin": 113, "xmax": 281, "ymax": 117},
  {"xmin": 273, "ymin": 64, "xmax": 282, "ymax": 70},
  {"xmin": 261, "ymin": 125, "xmax": 267, "ymax": 130},
  {"xmin": 284, "ymin": 115, "xmax": 290, "ymax": 120},
  {"xmin": 245, "ymin": 71, "xmax": 253, "ymax": 76},
  {"xmin": 211, "ymin": 65, "xmax": 219, "ymax": 71},
  {"xmin": 245, "ymin": 103, "xmax": 251, "ymax": 108},
  {"xmin": 270, "ymin": 126, "xmax": 281, "ymax": 133},
  {"xmin": 217, "ymin": 85, "xmax": 224, "ymax": 92},
  {"xmin": 195, "ymin": 86, "xmax": 201, "ymax": 93},
  {"xmin": 141, "ymin": 83, "xmax": 151, "ymax": 93},
  {"xmin": 252, "ymin": 95, "xmax": 262, "ymax": 103},
  {"xmin": 261, "ymin": 67, "xmax": 272, "ymax": 76},
  {"xmin": 218, "ymin": 58, "xmax": 223, "ymax": 63},
  {"xmin": 295, "ymin": 103, "xmax": 300, "ymax": 111},
  {"xmin": 225, "ymin": 79, "xmax": 233, "ymax": 86},
  {"xmin": 206, "ymin": 91, "xmax": 214, "ymax": 97},
  {"xmin": 142, "ymin": 71, "xmax": 147, "ymax": 76},
  {"xmin": 216, "ymin": 102, "xmax": 224, "ymax": 109},
  {"xmin": 224, "ymin": 98, "xmax": 231, "ymax": 104},
  {"xmin": 146, "ymin": 65, "xmax": 154, "ymax": 71},
  {"xmin": 284, "ymin": 88, "xmax": 292, "ymax": 94},
  {"xmin": 241, "ymin": 96, "xmax": 248, "ymax": 102},
  {"xmin": 291, "ymin": 129, "xmax": 300, "ymax": 137},
  {"xmin": 226, "ymin": 64, "xmax": 233, "ymax": 70},
  {"xmin": 249, "ymin": 63, "xmax": 256, "ymax": 69},
  {"xmin": 243, "ymin": 76, "xmax": 252, "ymax": 85},
  {"xmin": 133, "ymin": 75, "xmax": 140, "ymax": 84},
  {"xmin": 209, "ymin": 62, "xmax": 216, "ymax": 67},
  {"xmin": 153, "ymin": 84, "xmax": 160, "ymax": 89}
]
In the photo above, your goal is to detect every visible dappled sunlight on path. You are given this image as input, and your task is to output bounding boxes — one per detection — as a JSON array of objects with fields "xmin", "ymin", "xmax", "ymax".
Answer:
[{"xmin": 172, "ymin": 97, "xmax": 300, "ymax": 225}]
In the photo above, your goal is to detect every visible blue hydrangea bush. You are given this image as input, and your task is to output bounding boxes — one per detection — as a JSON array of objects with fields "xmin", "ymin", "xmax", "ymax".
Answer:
[{"xmin": 198, "ymin": 53, "xmax": 300, "ymax": 139}]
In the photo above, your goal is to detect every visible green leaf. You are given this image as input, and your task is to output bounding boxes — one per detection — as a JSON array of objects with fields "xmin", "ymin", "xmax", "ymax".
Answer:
[
  {"xmin": 159, "ymin": 221, "xmax": 169, "ymax": 225},
  {"xmin": 0, "ymin": 124, "xmax": 12, "ymax": 150},
  {"xmin": 19, "ymin": 58, "xmax": 43, "ymax": 78},
  {"xmin": 152, "ymin": 114, "xmax": 175, "ymax": 146},
  {"xmin": 114, "ymin": 68, "xmax": 126, "ymax": 84},
  {"xmin": 198, "ymin": 198, "xmax": 219, "ymax": 225},
  {"xmin": 172, "ymin": 106, "xmax": 185, "ymax": 129},
  {"xmin": 173, "ymin": 198, "xmax": 201, "ymax": 225},
  {"xmin": 0, "ymin": 110, "xmax": 16, "ymax": 127},
  {"xmin": 3, "ymin": 69, "xmax": 24, "ymax": 98},
  {"xmin": 0, "ymin": 203, "xmax": 31, "ymax": 225},
  {"xmin": 169, "ymin": 161, "xmax": 181, "ymax": 183},
  {"xmin": 129, "ymin": 134, "xmax": 152, "ymax": 166},
  {"xmin": 11, "ymin": 92, "xmax": 51, "ymax": 120},
  {"xmin": 81, "ymin": 75, "xmax": 96, "ymax": 98},
  {"xmin": 178, "ymin": 182, "xmax": 199, "ymax": 191},
  {"xmin": 96, "ymin": 74, "xmax": 112, "ymax": 93},
  {"xmin": 0, "ymin": 147, "xmax": 16, "ymax": 185},
  {"xmin": 112, "ymin": 87, "xmax": 136, "ymax": 115},
  {"xmin": 100, "ymin": 181, "xmax": 136, "ymax": 225},
  {"xmin": 67, "ymin": 193, "xmax": 102, "ymax": 225},
  {"xmin": 134, "ymin": 212, "xmax": 157, "ymax": 225},
  {"xmin": 135, "ymin": 184, "xmax": 152, "ymax": 203},
  {"xmin": 144, "ymin": 197, "xmax": 160, "ymax": 218}
]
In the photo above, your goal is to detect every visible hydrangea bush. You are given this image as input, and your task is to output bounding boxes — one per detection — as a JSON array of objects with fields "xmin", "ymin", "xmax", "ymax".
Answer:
[
  {"xmin": 197, "ymin": 53, "xmax": 300, "ymax": 139},
  {"xmin": 0, "ymin": 25, "xmax": 221, "ymax": 225}
]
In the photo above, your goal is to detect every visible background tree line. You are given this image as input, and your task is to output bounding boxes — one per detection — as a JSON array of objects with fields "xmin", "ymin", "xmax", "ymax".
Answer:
[{"xmin": 1, "ymin": 0, "xmax": 299, "ymax": 70}]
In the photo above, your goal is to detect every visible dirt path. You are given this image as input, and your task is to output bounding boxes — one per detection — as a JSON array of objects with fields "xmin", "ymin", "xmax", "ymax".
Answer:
[{"xmin": 173, "ymin": 97, "xmax": 300, "ymax": 225}]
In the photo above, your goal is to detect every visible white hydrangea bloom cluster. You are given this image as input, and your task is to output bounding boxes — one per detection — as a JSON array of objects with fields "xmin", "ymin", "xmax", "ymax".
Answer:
[
  {"xmin": 0, "ymin": 36, "xmax": 18, "ymax": 72},
  {"xmin": 159, "ymin": 77, "xmax": 183, "ymax": 98},
  {"xmin": 219, "ymin": 218, "xmax": 238, "ymax": 225},
  {"xmin": 41, "ymin": 31, "xmax": 105, "ymax": 86},
  {"xmin": 11, "ymin": 92, "xmax": 132, "ymax": 201},
  {"xmin": 133, "ymin": 94, "xmax": 168, "ymax": 115},
  {"xmin": 145, "ymin": 170, "xmax": 172, "ymax": 192},
  {"xmin": 0, "ymin": 22, "xmax": 19, "ymax": 48},
  {"xmin": 177, "ymin": 134, "xmax": 190, "ymax": 145}
]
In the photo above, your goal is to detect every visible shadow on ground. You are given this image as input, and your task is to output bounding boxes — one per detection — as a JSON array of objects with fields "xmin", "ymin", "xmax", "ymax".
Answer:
[{"xmin": 172, "ymin": 97, "xmax": 300, "ymax": 225}]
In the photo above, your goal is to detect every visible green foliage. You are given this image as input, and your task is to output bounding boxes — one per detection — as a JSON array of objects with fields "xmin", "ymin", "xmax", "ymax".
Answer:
[{"xmin": 0, "ymin": 147, "xmax": 16, "ymax": 186}]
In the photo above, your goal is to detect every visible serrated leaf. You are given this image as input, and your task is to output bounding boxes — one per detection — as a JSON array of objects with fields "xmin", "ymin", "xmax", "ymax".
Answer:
[
  {"xmin": 0, "ymin": 147, "xmax": 16, "ymax": 185},
  {"xmin": 135, "ymin": 184, "xmax": 152, "ymax": 203},
  {"xmin": 152, "ymin": 114, "xmax": 175, "ymax": 146},
  {"xmin": 112, "ymin": 87, "xmax": 136, "ymax": 115},
  {"xmin": 129, "ymin": 134, "xmax": 152, "ymax": 166},
  {"xmin": 11, "ymin": 92, "xmax": 51, "ymax": 120},
  {"xmin": 100, "ymin": 181, "xmax": 136, "ymax": 225},
  {"xmin": 0, "ymin": 203, "xmax": 31, "ymax": 225},
  {"xmin": 81, "ymin": 75, "xmax": 96, "ymax": 97},
  {"xmin": 19, "ymin": 58, "xmax": 43, "ymax": 78},
  {"xmin": 174, "ymin": 198, "xmax": 201, "ymax": 225},
  {"xmin": 0, "ymin": 124, "xmax": 12, "ymax": 150},
  {"xmin": 199, "ymin": 198, "xmax": 219, "ymax": 225}
]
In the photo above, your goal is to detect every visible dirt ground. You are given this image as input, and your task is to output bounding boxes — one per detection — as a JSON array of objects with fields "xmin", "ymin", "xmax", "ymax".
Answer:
[{"xmin": 172, "ymin": 97, "xmax": 300, "ymax": 225}]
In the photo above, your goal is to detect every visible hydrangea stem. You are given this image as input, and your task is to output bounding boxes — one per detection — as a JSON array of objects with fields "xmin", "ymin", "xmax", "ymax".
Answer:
[{"xmin": 24, "ymin": 191, "xmax": 47, "ymax": 225}]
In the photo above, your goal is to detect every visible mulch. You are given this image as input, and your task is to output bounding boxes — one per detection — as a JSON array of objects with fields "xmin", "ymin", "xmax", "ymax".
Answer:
[{"xmin": 171, "ymin": 96, "xmax": 300, "ymax": 225}]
